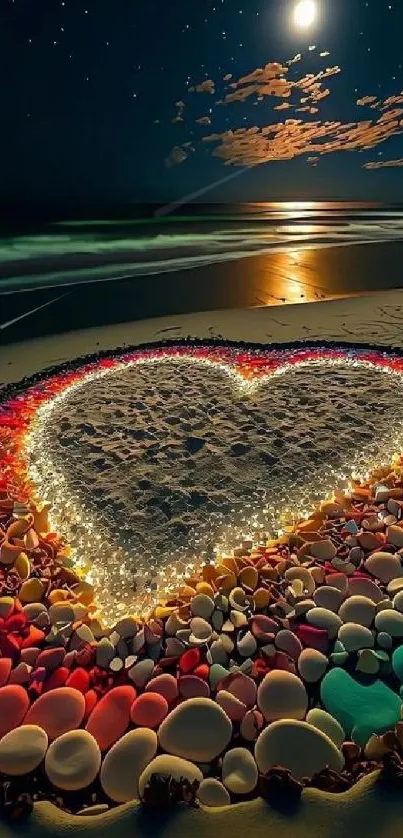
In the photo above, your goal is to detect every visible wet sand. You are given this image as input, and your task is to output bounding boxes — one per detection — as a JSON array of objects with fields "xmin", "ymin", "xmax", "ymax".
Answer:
[{"xmin": 1, "ymin": 240, "xmax": 403, "ymax": 345}]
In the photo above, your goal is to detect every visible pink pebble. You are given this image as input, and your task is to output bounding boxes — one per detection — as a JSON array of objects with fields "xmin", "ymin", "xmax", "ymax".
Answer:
[
  {"xmin": 0, "ymin": 685, "xmax": 29, "ymax": 737},
  {"xmin": 178, "ymin": 675, "xmax": 210, "ymax": 699},
  {"xmin": 36, "ymin": 647, "xmax": 65, "ymax": 671},
  {"xmin": 295, "ymin": 624, "xmax": 329, "ymax": 654},
  {"xmin": 145, "ymin": 674, "xmax": 178, "ymax": 705},
  {"xmin": 24, "ymin": 686, "xmax": 85, "ymax": 740},
  {"xmin": 240, "ymin": 709, "xmax": 264, "ymax": 742},
  {"xmin": 130, "ymin": 692, "xmax": 168, "ymax": 728},
  {"xmin": 20, "ymin": 648, "xmax": 40, "ymax": 667},
  {"xmin": 0, "ymin": 659, "xmax": 12, "ymax": 687},
  {"xmin": 86, "ymin": 686, "xmax": 136, "ymax": 751},
  {"xmin": 250, "ymin": 615, "xmax": 279, "ymax": 642},
  {"xmin": 219, "ymin": 672, "xmax": 256, "ymax": 708},
  {"xmin": 216, "ymin": 689, "xmax": 247, "ymax": 721}
]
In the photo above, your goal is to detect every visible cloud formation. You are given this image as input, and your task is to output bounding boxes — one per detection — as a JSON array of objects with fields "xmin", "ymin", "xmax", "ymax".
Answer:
[{"xmin": 363, "ymin": 157, "xmax": 403, "ymax": 169}]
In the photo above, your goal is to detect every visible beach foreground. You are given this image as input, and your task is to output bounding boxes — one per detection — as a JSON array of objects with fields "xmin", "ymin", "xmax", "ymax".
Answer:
[{"xmin": 2, "ymin": 293, "xmax": 403, "ymax": 832}]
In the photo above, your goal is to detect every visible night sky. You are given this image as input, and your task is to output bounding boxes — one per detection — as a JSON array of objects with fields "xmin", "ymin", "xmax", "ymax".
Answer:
[{"xmin": 2, "ymin": 0, "xmax": 403, "ymax": 211}]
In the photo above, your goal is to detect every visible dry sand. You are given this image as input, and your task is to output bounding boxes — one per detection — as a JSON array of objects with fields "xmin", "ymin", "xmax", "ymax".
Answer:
[{"xmin": 2, "ymin": 288, "xmax": 403, "ymax": 387}]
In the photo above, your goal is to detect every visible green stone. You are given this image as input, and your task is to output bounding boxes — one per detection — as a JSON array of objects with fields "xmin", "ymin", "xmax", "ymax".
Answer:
[
  {"xmin": 320, "ymin": 667, "xmax": 402, "ymax": 746},
  {"xmin": 392, "ymin": 645, "xmax": 403, "ymax": 681}
]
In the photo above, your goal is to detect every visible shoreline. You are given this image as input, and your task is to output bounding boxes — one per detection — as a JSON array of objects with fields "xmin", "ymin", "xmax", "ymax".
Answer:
[{"xmin": 3, "ymin": 287, "xmax": 403, "ymax": 387}]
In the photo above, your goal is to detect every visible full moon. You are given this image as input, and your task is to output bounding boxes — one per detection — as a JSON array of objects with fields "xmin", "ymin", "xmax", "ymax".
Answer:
[{"xmin": 293, "ymin": 0, "xmax": 317, "ymax": 28}]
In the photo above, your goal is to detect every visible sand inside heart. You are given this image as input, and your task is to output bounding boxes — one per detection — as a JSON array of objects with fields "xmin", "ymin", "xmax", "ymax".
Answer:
[{"xmin": 26, "ymin": 355, "xmax": 403, "ymax": 615}]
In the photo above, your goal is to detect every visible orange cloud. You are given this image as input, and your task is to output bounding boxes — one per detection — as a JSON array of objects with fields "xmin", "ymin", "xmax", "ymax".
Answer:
[
  {"xmin": 190, "ymin": 79, "xmax": 216, "ymax": 94},
  {"xmin": 363, "ymin": 157, "xmax": 403, "ymax": 169},
  {"xmin": 356, "ymin": 95, "xmax": 378, "ymax": 106}
]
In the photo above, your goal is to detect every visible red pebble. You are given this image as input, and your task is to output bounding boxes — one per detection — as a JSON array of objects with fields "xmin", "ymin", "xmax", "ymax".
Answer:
[
  {"xmin": 193, "ymin": 663, "xmax": 209, "ymax": 681},
  {"xmin": 130, "ymin": 692, "xmax": 168, "ymax": 728},
  {"xmin": 0, "ymin": 685, "xmax": 30, "ymax": 737},
  {"xmin": 21, "ymin": 626, "xmax": 45, "ymax": 648},
  {"xmin": 86, "ymin": 685, "xmax": 136, "ymax": 751},
  {"xmin": 84, "ymin": 689, "xmax": 98, "ymax": 721},
  {"xmin": 43, "ymin": 667, "xmax": 70, "ymax": 692},
  {"xmin": 66, "ymin": 667, "xmax": 91, "ymax": 694},
  {"xmin": 179, "ymin": 648, "xmax": 200, "ymax": 674},
  {"xmin": 295, "ymin": 624, "xmax": 329, "ymax": 654},
  {"xmin": 0, "ymin": 659, "xmax": 12, "ymax": 687},
  {"xmin": 5, "ymin": 613, "xmax": 26, "ymax": 632}
]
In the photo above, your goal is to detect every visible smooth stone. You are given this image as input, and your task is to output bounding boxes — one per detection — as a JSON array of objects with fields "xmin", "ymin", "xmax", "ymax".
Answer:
[
  {"xmin": 48, "ymin": 603, "xmax": 75, "ymax": 625},
  {"xmin": 285, "ymin": 567, "xmax": 315, "ymax": 596},
  {"xmin": 0, "ymin": 597, "xmax": 15, "ymax": 619},
  {"xmin": 165, "ymin": 637, "xmax": 186, "ymax": 657},
  {"xmin": 0, "ymin": 725, "xmax": 48, "ymax": 775},
  {"xmin": 100, "ymin": 728, "xmax": 158, "ymax": 802},
  {"xmin": 221, "ymin": 747, "xmax": 258, "ymax": 795},
  {"xmin": 77, "ymin": 805, "xmax": 110, "ymax": 817},
  {"xmin": 36, "ymin": 647, "xmax": 65, "ymax": 670},
  {"xmin": 306, "ymin": 607, "xmax": 342, "ymax": 639},
  {"xmin": 338, "ymin": 623, "xmax": 374, "ymax": 652},
  {"xmin": 70, "ymin": 624, "xmax": 95, "ymax": 650},
  {"xmin": 255, "ymin": 720, "xmax": 344, "ymax": 780},
  {"xmin": 320, "ymin": 667, "xmax": 402, "ymax": 745},
  {"xmin": 212, "ymin": 610, "xmax": 224, "ymax": 631},
  {"xmin": 9, "ymin": 663, "xmax": 31, "ymax": 685},
  {"xmin": 179, "ymin": 675, "xmax": 210, "ymax": 699},
  {"xmin": 375, "ymin": 609, "xmax": 403, "ymax": 637},
  {"xmin": 145, "ymin": 674, "xmax": 178, "ymax": 705},
  {"xmin": 240, "ymin": 709, "xmax": 264, "ymax": 742},
  {"xmin": 86, "ymin": 686, "xmax": 136, "ymax": 751},
  {"xmin": 208, "ymin": 640, "xmax": 229, "ymax": 666},
  {"xmin": 114, "ymin": 617, "xmax": 138, "ymax": 638},
  {"xmin": 96, "ymin": 638, "xmax": 115, "ymax": 669},
  {"xmin": 216, "ymin": 690, "xmax": 247, "ymax": 721},
  {"xmin": 219, "ymin": 672, "xmax": 257, "ymax": 708},
  {"xmin": 23, "ymin": 603, "xmax": 47, "ymax": 622},
  {"xmin": 190, "ymin": 594, "xmax": 215, "ymax": 620},
  {"xmin": 130, "ymin": 692, "xmax": 168, "ymax": 728},
  {"xmin": 45, "ymin": 730, "xmax": 101, "ymax": 791},
  {"xmin": 275, "ymin": 629, "xmax": 303, "ymax": 660},
  {"xmin": 295, "ymin": 624, "xmax": 329, "ymax": 653},
  {"xmin": 313, "ymin": 586, "xmax": 344, "ymax": 612},
  {"xmin": 24, "ymin": 687, "xmax": 84, "ymax": 740},
  {"xmin": 189, "ymin": 617, "xmax": 213, "ymax": 645},
  {"xmin": 392, "ymin": 645, "xmax": 403, "ymax": 681},
  {"xmin": 257, "ymin": 670, "xmax": 308, "ymax": 722},
  {"xmin": 377, "ymin": 631, "xmax": 393, "ymax": 650},
  {"xmin": 158, "ymin": 698, "xmax": 232, "ymax": 762},
  {"xmin": 310, "ymin": 540, "xmax": 337, "ymax": 561},
  {"xmin": 393, "ymin": 591, "xmax": 403, "ymax": 613},
  {"xmin": 128, "ymin": 659, "xmax": 154, "ymax": 688},
  {"xmin": 19, "ymin": 579, "xmax": 45, "ymax": 603},
  {"xmin": 338, "ymin": 595, "xmax": 376, "ymax": 627},
  {"xmin": 298, "ymin": 648, "xmax": 328, "ymax": 683},
  {"xmin": 198, "ymin": 778, "xmax": 231, "ymax": 807},
  {"xmin": 209, "ymin": 664, "xmax": 230, "ymax": 689},
  {"xmin": 387, "ymin": 525, "xmax": 403, "ymax": 547},
  {"xmin": 388, "ymin": 578, "xmax": 403, "ymax": 595},
  {"xmin": 376, "ymin": 599, "xmax": 393, "ymax": 613},
  {"xmin": 237, "ymin": 631, "xmax": 257, "ymax": 657},
  {"xmin": 356, "ymin": 649, "xmax": 380, "ymax": 675},
  {"xmin": 139, "ymin": 754, "xmax": 202, "ymax": 798},
  {"xmin": 306, "ymin": 708, "xmax": 345, "ymax": 748},
  {"xmin": 348, "ymin": 578, "xmax": 383, "ymax": 603},
  {"xmin": 325, "ymin": 573, "xmax": 349, "ymax": 595},
  {"xmin": 365, "ymin": 552, "xmax": 402, "ymax": 584}
]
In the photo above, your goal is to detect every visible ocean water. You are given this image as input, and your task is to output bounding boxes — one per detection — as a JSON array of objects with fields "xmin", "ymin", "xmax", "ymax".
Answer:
[{"xmin": 1, "ymin": 201, "xmax": 403, "ymax": 293}]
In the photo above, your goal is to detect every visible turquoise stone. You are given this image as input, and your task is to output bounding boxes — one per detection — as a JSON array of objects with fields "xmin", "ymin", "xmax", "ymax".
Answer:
[
  {"xmin": 392, "ymin": 645, "xmax": 403, "ymax": 681},
  {"xmin": 320, "ymin": 667, "xmax": 402, "ymax": 746}
]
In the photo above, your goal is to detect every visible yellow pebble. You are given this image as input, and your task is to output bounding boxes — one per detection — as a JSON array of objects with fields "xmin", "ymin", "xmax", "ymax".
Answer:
[
  {"xmin": 48, "ymin": 588, "xmax": 70, "ymax": 605},
  {"xmin": 19, "ymin": 578, "xmax": 45, "ymax": 603},
  {"xmin": 239, "ymin": 566, "xmax": 259, "ymax": 591},
  {"xmin": 196, "ymin": 581, "xmax": 215, "ymax": 597},
  {"xmin": 15, "ymin": 552, "xmax": 30, "ymax": 580},
  {"xmin": 253, "ymin": 588, "xmax": 271, "ymax": 609},
  {"xmin": 154, "ymin": 606, "xmax": 176, "ymax": 620}
]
